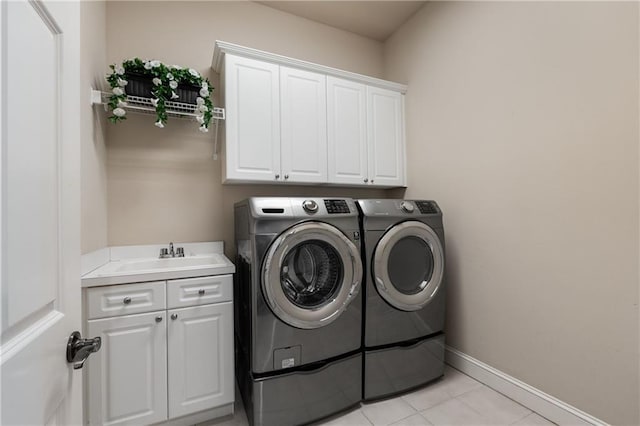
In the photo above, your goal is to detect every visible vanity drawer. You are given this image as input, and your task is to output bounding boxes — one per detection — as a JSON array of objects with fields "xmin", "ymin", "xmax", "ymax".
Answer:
[
  {"xmin": 167, "ymin": 275, "xmax": 233, "ymax": 308},
  {"xmin": 87, "ymin": 281, "xmax": 166, "ymax": 319}
]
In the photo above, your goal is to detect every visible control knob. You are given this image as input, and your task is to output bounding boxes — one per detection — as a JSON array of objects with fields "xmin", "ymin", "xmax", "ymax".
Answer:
[
  {"xmin": 302, "ymin": 199, "xmax": 319, "ymax": 213},
  {"xmin": 400, "ymin": 201, "xmax": 415, "ymax": 213}
]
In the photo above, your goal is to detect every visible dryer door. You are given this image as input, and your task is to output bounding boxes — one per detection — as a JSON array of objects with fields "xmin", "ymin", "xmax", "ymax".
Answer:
[
  {"xmin": 262, "ymin": 222, "xmax": 363, "ymax": 329},
  {"xmin": 373, "ymin": 221, "xmax": 444, "ymax": 311}
]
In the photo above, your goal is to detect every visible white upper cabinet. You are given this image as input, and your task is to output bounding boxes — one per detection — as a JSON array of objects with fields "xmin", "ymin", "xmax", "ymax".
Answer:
[
  {"xmin": 280, "ymin": 67, "xmax": 328, "ymax": 183},
  {"xmin": 327, "ymin": 77, "xmax": 368, "ymax": 185},
  {"xmin": 213, "ymin": 41, "xmax": 407, "ymax": 188},
  {"xmin": 367, "ymin": 86, "xmax": 405, "ymax": 187},
  {"xmin": 223, "ymin": 54, "xmax": 281, "ymax": 182}
]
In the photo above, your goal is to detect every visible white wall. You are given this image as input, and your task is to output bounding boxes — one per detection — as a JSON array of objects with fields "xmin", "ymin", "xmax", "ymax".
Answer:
[
  {"xmin": 105, "ymin": 1, "xmax": 389, "ymax": 257},
  {"xmin": 384, "ymin": 2, "xmax": 639, "ymax": 424},
  {"xmin": 80, "ymin": 1, "xmax": 108, "ymax": 254}
]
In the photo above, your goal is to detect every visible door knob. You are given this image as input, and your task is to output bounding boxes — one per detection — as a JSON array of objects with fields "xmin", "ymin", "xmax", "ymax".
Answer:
[
  {"xmin": 171, "ymin": 313, "xmax": 178, "ymax": 320},
  {"xmin": 66, "ymin": 331, "xmax": 101, "ymax": 370}
]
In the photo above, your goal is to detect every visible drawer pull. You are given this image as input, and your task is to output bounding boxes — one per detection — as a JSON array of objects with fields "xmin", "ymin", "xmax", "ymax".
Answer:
[
  {"xmin": 123, "ymin": 297, "xmax": 132, "ymax": 305},
  {"xmin": 198, "ymin": 289, "xmax": 205, "ymax": 296},
  {"xmin": 171, "ymin": 313, "xmax": 178, "ymax": 320},
  {"xmin": 155, "ymin": 316, "xmax": 163, "ymax": 323}
]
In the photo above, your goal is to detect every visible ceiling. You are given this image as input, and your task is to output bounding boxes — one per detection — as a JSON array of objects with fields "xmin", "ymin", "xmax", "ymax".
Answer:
[{"xmin": 255, "ymin": 1, "xmax": 427, "ymax": 42}]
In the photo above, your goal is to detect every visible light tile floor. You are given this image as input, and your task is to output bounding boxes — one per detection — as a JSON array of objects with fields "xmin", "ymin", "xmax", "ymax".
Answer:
[{"xmin": 207, "ymin": 366, "xmax": 556, "ymax": 426}]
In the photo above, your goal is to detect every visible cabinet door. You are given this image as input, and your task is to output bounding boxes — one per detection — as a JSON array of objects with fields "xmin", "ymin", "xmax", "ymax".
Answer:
[
  {"xmin": 280, "ymin": 66, "xmax": 327, "ymax": 183},
  {"xmin": 167, "ymin": 303, "xmax": 234, "ymax": 419},
  {"xmin": 87, "ymin": 312, "xmax": 167, "ymax": 426},
  {"xmin": 224, "ymin": 54, "xmax": 281, "ymax": 182},
  {"xmin": 327, "ymin": 77, "xmax": 368, "ymax": 185},
  {"xmin": 366, "ymin": 86, "xmax": 406, "ymax": 187}
]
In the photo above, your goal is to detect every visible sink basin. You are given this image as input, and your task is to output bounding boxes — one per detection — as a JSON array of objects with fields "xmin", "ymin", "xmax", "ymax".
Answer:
[{"xmin": 113, "ymin": 255, "xmax": 224, "ymax": 273}]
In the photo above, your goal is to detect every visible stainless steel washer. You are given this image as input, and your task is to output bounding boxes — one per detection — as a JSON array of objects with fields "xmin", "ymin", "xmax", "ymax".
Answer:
[
  {"xmin": 357, "ymin": 199, "xmax": 446, "ymax": 401},
  {"xmin": 234, "ymin": 197, "xmax": 363, "ymax": 426}
]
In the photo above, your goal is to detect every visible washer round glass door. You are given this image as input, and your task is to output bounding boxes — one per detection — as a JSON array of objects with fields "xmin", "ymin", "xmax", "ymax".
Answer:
[
  {"xmin": 373, "ymin": 221, "xmax": 444, "ymax": 311},
  {"xmin": 262, "ymin": 222, "xmax": 363, "ymax": 329}
]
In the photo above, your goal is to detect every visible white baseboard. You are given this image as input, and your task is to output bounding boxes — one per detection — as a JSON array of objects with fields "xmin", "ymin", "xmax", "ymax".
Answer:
[{"xmin": 445, "ymin": 346, "xmax": 608, "ymax": 426}]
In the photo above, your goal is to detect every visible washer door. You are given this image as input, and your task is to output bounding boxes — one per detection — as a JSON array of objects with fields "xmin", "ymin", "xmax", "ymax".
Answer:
[
  {"xmin": 262, "ymin": 222, "xmax": 363, "ymax": 329},
  {"xmin": 373, "ymin": 221, "xmax": 444, "ymax": 311}
]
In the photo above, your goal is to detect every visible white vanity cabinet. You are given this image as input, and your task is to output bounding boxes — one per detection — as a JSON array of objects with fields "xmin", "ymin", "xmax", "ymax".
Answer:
[
  {"xmin": 85, "ymin": 275, "xmax": 234, "ymax": 426},
  {"xmin": 214, "ymin": 41, "xmax": 407, "ymax": 188}
]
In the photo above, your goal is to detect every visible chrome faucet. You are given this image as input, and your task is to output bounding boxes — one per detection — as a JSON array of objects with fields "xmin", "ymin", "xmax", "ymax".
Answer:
[{"xmin": 159, "ymin": 242, "xmax": 185, "ymax": 258}]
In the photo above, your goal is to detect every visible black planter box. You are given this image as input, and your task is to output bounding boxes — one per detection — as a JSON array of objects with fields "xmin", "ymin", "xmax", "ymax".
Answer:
[{"xmin": 125, "ymin": 73, "xmax": 200, "ymax": 104}]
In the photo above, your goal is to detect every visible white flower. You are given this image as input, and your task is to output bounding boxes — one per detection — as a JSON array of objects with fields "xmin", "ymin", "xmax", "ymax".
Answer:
[
  {"xmin": 152, "ymin": 77, "xmax": 162, "ymax": 86},
  {"xmin": 172, "ymin": 64, "xmax": 182, "ymax": 70},
  {"xmin": 117, "ymin": 78, "xmax": 128, "ymax": 87},
  {"xmin": 150, "ymin": 98, "xmax": 159, "ymax": 107},
  {"xmin": 196, "ymin": 97, "xmax": 205, "ymax": 105},
  {"xmin": 169, "ymin": 80, "xmax": 178, "ymax": 89},
  {"xmin": 188, "ymin": 68, "xmax": 199, "ymax": 77},
  {"xmin": 144, "ymin": 61, "xmax": 153, "ymax": 70},
  {"xmin": 155, "ymin": 120, "xmax": 165, "ymax": 128},
  {"xmin": 199, "ymin": 125, "xmax": 209, "ymax": 133},
  {"xmin": 198, "ymin": 105, "xmax": 208, "ymax": 113},
  {"xmin": 117, "ymin": 100, "xmax": 128, "ymax": 108},
  {"xmin": 113, "ymin": 108, "xmax": 126, "ymax": 117},
  {"xmin": 166, "ymin": 73, "xmax": 174, "ymax": 80},
  {"xmin": 201, "ymin": 81, "xmax": 208, "ymax": 89},
  {"xmin": 112, "ymin": 87, "xmax": 124, "ymax": 96},
  {"xmin": 199, "ymin": 88, "xmax": 209, "ymax": 97},
  {"xmin": 115, "ymin": 65, "xmax": 125, "ymax": 75},
  {"xmin": 196, "ymin": 115, "xmax": 205, "ymax": 124},
  {"xmin": 171, "ymin": 92, "xmax": 179, "ymax": 99},
  {"xmin": 151, "ymin": 60, "xmax": 161, "ymax": 68}
]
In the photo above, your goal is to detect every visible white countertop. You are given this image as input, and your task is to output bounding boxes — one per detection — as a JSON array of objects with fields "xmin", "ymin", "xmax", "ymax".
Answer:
[{"xmin": 81, "ymin": 242, "xmax": 235, "ymax": 287}]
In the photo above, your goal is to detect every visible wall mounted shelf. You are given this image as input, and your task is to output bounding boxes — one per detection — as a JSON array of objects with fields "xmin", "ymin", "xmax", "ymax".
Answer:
[{"xmin": 90, "ymin": 89, "xmax": 226, "ymax": 159}]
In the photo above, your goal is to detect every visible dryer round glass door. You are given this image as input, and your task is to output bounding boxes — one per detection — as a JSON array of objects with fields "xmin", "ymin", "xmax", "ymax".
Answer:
[
  {"xmin": 262, "ymin": 222, "xmax": 363, "ymax": 329},
  {"xmin": 373, "ymin": 221, "xmax": 444, "ymax": 311}
]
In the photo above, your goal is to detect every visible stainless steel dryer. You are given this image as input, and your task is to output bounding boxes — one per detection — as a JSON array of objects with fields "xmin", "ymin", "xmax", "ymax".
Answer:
[
  {"xmin": 234, "ymin": 197, "xmax": 363, "ymax": 426},
  {"xmin": 357, "ymin": 199, "xmax": 446, "ymax": 401}
]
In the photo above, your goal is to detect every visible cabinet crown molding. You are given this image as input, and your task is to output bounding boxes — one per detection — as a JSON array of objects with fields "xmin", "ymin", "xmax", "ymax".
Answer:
[{"xmin": 212, "ymin": 40, "xmax": 408, "ymax": 94}]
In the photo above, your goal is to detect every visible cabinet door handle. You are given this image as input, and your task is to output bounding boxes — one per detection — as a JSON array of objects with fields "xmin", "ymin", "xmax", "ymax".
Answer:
[
  {"xmin": 370, "ymin": 179, "xmax": 374, "ymax": 184},
  {"xmin": 155, "ymin": 316, "xmax": 163, "ymax": 323},
  {"xmin": 171, "ymin": 313, "xmax": 178, "ymax": 320},
  {"xmin": 123, "ymin": 297, "xmax": 132, "ymax": 305},
  {"xmin": 363, "ymin": 178, "xmax": 369, "ymax": 183},
  {"xmin": 198, "ymin": 289, "xmax": 205, "ymax": 296},
  {"xmin": 275, "ymin": 174, "xmax": 280, "ymax": 180},
  {"xmin": 284, "ymin": 174, "xmax": 289, "ymax": 180}
]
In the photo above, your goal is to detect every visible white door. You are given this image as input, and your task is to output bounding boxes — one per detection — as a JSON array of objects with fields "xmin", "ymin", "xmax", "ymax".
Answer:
[
  {"xmin": 224, "ymin": 54, "xmax": 281, "ymax": 183},
  {"xmin": 1, "ymin": 1, "xmax": 82, "ymax": 425},
  {"xmin": 327, "ymin": 77, "xmax": 368, "ymax": 185},
  {"xmin": 167, "ymin": 303, "xmax": 234, "ymax": 419},
  {"xmin": 87, "ymin": 312, "xmax": 168, "ymax": 426},
  {"xmin": 280, "ymin": 66, "xmax": 327, "ymax": 183},
  {"xmin": 367, "ymin": 86, "xmax": 406, "ymax": 187}
]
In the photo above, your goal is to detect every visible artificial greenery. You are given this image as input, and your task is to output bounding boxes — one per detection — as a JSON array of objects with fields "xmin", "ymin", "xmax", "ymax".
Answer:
[{"xmin": 105, "ymin": 58, "xmax": 214, "ymax": 132}]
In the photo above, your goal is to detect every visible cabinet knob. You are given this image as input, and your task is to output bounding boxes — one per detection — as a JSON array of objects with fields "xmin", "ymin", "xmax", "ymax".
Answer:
[
  {"xmin": 155, "ymin": 316, "xmax": 163, "ymax": 323},
  {"xmin": 171, "ymin": 313, "xmax": 178, "ymax": 320},
  {"xmin": 123, "ymin": 297, "xmax": 132, "ymax": 305},
  {"xmin": 370, "ymin": 179, "xmax": 374, "ymax": 184},
  {"xmin": 198, "ymin": 289, "xmax": 205, "ymax": 296},
  {"xmin": 284, "ymin": 174, "xmax": 289, "ymax": 180},
  {"xmin": 363, "ymin": 178, "xmax": 369, "ymax": 183},
  {"xmin": 275, "ymin": 174, "xmax": 280, "ymax": 180}
]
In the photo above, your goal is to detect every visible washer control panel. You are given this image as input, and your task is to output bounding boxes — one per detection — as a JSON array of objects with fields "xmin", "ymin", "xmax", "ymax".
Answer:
[
  {"xmin": 324, "ymin": 199, "xmax": 350, "ymax": 214},
  {"xmin": 302, "ymin": 199, "xmax": 319, "ymax": 213}
]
